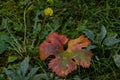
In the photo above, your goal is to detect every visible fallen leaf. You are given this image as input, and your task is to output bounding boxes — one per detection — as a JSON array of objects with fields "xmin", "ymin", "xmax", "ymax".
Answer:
[{"xmin": 39, "ymin": 32, "xmax": 93, "ymax": 77}]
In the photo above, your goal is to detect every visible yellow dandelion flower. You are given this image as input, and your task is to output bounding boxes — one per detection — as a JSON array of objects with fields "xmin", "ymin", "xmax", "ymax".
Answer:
[{"xmin": 44, "ymin": 7, "xmax": 53, "ymax": 16}]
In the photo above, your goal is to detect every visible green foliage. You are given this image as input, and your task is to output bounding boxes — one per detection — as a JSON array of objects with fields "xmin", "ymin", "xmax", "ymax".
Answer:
[
  {"xmin": 0, "ymin": 32, "xmax": 9, "ymax": 54},
  {"xmin": 83, "ymin": 26, "xmax": 120, "ymax": 50},
  {"xmin": 4, "ymin": 56, "xmax": 49, "ymax": 80},
  {"xmin": 104, "ymin": 35, "xmax": 120, "ymax": 46}
]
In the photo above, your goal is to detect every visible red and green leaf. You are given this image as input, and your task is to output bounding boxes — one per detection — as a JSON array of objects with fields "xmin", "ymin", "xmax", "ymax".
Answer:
[{"xmin": 39, "ymin": 32, "xmax": 94, "ymax": 77}]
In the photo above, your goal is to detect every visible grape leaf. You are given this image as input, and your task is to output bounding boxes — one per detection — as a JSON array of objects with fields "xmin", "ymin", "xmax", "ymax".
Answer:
[{"xmin": 39, "ymin": 32, "xmax": 93, "ymax": 77}]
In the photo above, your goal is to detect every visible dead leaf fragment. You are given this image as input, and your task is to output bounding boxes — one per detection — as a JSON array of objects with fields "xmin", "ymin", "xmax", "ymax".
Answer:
[
  {"xmin": 39, "ymin": 32, "xmax": 68, "ymax": 60},
  {"xmin": 72, "ymin": 50, "xmax": 93, "ymax": 68},
  {"xmin": 39, "ymin": 41, "xmax": 63, "ymax": 60},
  {"xmin": 67, "ymin": 35, "xmax": 91, "ymax": 52},
  {"xmin": 46, "ymin": 32, "xmax": 68, "ymax": 45}
]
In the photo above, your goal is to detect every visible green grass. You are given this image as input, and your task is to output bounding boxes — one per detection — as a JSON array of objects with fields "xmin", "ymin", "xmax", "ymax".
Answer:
[{"xmin": 0, "ymin": 0, "xmax": 120, "ymax": 80}]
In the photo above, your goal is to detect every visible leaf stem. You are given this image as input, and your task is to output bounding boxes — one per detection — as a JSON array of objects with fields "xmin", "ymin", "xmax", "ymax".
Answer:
[{"xmin": 23, "ymin": 8, "xmax": 27, "ymax": 53}]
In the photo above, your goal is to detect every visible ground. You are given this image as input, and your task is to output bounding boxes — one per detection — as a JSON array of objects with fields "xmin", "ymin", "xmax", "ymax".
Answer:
[{"xmin": 0, "ymin": 0, "xmax": 120, "ymax": 80}]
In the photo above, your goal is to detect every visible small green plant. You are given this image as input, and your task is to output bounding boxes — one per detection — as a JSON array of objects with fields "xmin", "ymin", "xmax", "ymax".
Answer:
[
  {"xmin": 83, "ymin": 26, "xmax": 120, "ymax": 50},
  {"xmin": 83, "ymin": 26, "xmax": 120, "ymax": 69},
  {"xmin": 4, "ymin": 56, "xmax": 49, "ymax": 80}
]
